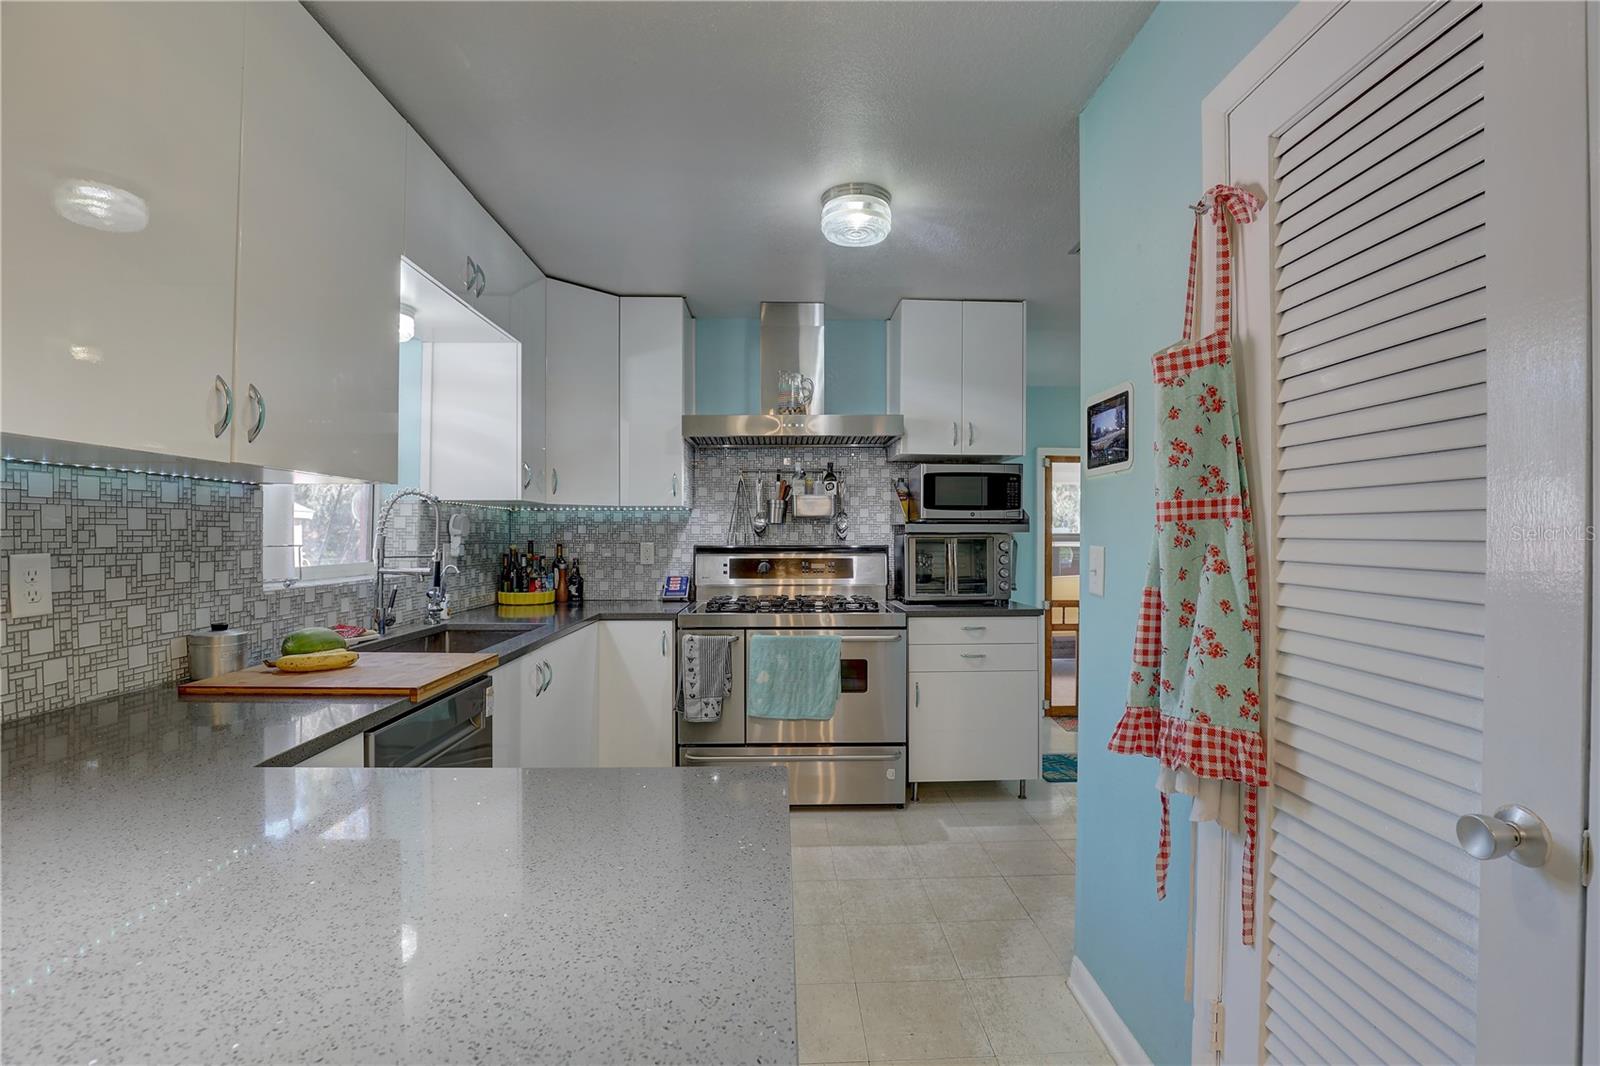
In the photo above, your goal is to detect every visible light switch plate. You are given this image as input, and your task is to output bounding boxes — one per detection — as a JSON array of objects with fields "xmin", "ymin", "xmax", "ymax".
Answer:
[
  {"xmin": 640, "ymin": 541, "xmax": 656, "ymax": 565},
  {"xmin": 10, "ymin": 553, "xmax": 52, "ymax": 618},
  {"xmin": 1086, "ymin": 545, "xmax": 1106, "ymax": 597}
]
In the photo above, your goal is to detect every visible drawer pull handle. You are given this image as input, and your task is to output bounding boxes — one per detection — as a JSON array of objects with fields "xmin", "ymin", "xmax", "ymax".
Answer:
[
  {"xmin": 914, "ymin": 681, "xmax": 920, "ymax": 707},
  {"xmin": 960, "ymin": 652, "xmax": 987, "ymax": 660},
  {"xmin": 961, "ymin": 625, "xmax": 988, "ymax": 633},
  {"xmin": 683, "ymin": 752, "xmax": 900, "ymax": 764}
]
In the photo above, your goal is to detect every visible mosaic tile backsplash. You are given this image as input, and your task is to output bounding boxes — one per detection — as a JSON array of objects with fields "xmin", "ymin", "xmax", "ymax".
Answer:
[{"xmin": 1, "ymin": 447, "xmax": 912, "ymax": 721}]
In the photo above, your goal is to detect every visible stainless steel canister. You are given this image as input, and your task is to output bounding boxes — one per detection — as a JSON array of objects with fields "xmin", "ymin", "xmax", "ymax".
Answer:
[{"xmin": 187, "ymin": 622, "xmax": 248, "ymax": 680}]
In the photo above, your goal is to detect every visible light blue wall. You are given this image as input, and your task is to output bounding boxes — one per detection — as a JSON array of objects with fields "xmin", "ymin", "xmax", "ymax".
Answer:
[
  {"xmin": 1076, "ymin": 4, "xmax": 1290, "ymax": 1064},
  {"xmin": 824, "ymin": 319, "xmax": 888, "ymax": 414},
  {"xmin": 1012, "ymin": 385, "xmax": 1080, "ymax": 605},
  {"xmin": 694, "ymin": 318, "xmax": 762, "ymax": 415},
  {"xmin": 694, "ymin": 317, "xmax": 886, "ymax": 414}
]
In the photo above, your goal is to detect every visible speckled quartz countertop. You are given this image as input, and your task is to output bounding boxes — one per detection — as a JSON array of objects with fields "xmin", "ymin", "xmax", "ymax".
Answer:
[{"xmin": 1, "ymin": 597, "xmax": 795, "ymax": 1065}]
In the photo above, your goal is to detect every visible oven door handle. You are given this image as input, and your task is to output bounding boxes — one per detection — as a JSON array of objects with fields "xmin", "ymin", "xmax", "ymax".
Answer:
[
  {"xmin": 683, "ymin": 752, "xmax": 902, "ymax": 764},
  {"xmin": 387, "ymin": 713, "xmax": 485, "ymax": 768},
  {"xmin": 836, "ymin": 634, "xmax": 903, "ymax": 643}
]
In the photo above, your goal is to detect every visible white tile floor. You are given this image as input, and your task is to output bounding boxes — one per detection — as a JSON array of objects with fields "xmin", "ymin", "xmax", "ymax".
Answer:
[{"xmin": 791, "ymin": 779, "xmax": 1110, "ymax": 1065}]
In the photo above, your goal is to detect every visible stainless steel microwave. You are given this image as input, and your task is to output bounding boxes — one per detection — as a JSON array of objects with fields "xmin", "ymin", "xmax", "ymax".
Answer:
[
  {"xmin": 915, "ymin": 463, "xmax": 1024, "ymax": 521},
  {"xmin": 895, "ymin": 532, "xmax": 1014, "ymax": 603}
]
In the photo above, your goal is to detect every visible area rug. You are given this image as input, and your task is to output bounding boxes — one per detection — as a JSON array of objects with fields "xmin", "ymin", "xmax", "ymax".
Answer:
[{"xmin": 1041, "ymin": 753, "xmax": 1078, "ymax": 783}]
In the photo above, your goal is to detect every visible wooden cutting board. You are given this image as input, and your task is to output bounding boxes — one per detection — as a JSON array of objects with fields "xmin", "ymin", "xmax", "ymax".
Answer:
[{"xmin": 178, "ymin": 651, "xmax": 499, "ymax": 703}]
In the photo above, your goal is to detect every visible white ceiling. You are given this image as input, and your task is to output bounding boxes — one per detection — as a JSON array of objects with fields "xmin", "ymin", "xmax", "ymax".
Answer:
[{"xmin": 309, "ymin": 1, "xmax": 1154, "ymax": 386}]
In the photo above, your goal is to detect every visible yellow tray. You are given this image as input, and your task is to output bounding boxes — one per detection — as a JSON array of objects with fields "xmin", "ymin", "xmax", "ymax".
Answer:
[{"xmin": 498, "ymin": 590, "xmax": 556, "ymax": 606}]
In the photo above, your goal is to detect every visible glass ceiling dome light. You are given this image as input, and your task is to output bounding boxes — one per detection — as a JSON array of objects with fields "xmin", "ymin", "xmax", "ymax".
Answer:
[{"xmin": 820, "ymin": 182, "xmax": 891, "ymax": 248}]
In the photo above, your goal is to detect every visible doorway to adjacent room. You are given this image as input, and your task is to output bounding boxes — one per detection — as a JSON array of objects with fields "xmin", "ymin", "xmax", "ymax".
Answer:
[{"xmin": 1039, "ymin": 452, "xmax": 1080, "ymax": 720}]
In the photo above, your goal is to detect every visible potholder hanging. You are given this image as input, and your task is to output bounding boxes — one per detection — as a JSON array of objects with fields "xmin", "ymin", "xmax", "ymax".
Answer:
[{"xmin": 1108, "ymin": 184, "xmax": 1266, "ymax": 945}]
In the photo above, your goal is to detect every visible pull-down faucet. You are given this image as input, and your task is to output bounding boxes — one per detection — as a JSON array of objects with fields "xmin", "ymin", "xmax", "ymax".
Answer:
[{"xmin": 373, "ymin": 489, "xmax": 445, "ymax": 635}]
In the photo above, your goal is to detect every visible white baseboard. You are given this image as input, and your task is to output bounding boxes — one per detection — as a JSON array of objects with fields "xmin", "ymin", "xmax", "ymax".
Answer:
[{"xmin": 1069, "ymin": 956, "xmax": 1154, "ymax": 1066}]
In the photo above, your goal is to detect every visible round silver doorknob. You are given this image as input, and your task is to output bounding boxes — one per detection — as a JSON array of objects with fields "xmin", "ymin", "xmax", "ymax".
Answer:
[{"xmin": 1455, "ymin": 804, "xmax": 1550, "ymax": 867}]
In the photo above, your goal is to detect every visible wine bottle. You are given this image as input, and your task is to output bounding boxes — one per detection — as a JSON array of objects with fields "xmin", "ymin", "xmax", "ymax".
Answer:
[
  {"xmin": 568, "ymin": 558, "xmax": 584, "ymax": 604},
  {"xmin": 554, "ymin": 542, "xmax": 570, "ymax": 604}
]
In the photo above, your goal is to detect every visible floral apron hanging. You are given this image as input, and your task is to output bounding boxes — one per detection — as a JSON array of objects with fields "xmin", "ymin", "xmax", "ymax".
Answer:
[{"xmin": 1109, "ymin": 184, "xmax": 1266, "ymax": 946}]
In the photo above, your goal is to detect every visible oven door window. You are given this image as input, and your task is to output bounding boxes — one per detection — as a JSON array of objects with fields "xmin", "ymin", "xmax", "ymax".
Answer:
[
  {"xmin": 841, "ymin": 658, "xmax": 869, "ymax": 694},
  {"xmin": 952, "ymin": 538, "xmax": 994, "ymax": 597},
  {"xmin": 910, "ymin": 538, "xmax": 951, "ymax": 597}
]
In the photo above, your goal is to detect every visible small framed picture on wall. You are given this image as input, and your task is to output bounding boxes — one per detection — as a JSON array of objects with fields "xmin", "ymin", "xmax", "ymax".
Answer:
[{"xmin": 1084, "ymin": 382, "xmax": 1133, "ymax": 476}]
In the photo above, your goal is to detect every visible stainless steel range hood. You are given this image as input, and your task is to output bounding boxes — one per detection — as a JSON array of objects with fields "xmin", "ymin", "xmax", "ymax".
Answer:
[{"xmin": 683, "ymin": 302, "xmax": 904, "ymax": 447}]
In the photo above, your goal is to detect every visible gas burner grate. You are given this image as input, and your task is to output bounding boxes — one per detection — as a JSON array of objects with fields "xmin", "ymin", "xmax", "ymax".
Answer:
[{"xmin": 701, "ymin": 594, "xmax": 881, "ymax": 614}]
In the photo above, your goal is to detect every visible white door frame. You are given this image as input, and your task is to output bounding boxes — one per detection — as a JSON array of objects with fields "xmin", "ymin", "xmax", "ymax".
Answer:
[{"xmin": 1195, "ymin": 4, "xmax": 1594, "ymax": 1063}]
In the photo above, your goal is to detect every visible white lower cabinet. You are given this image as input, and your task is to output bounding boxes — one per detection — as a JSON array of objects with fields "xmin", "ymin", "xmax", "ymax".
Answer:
[
  {"xmin": 521, "ymin": 623, "xmax": 597, "ymax": 768},
  {"xmin": 497, "ymin": 620, "xmax": 675, "ymax": 768},
  {"xmin": 908, "ymin": 615, "xmax": 1041, "ymax": 784},
  {"xmin": 596, "ymin": 621, "xmax": 675, "ymax": 767}
]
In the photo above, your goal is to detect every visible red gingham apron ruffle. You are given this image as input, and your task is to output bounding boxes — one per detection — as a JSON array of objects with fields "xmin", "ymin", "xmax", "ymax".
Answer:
[{"xmin": 1109, "ymin": 705, "xmax": 1268, "ymax": 944}]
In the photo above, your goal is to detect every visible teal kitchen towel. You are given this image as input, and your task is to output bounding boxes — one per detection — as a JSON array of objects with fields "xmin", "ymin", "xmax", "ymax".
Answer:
[{"xmin": 747, "ymin": 634, "xmax": 841, "ymax": 719}]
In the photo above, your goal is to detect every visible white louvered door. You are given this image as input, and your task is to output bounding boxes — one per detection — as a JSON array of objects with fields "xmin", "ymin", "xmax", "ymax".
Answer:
[{"xmin": 1213, "ymin": 3, "xmax": 1591, "ymax": 1063}]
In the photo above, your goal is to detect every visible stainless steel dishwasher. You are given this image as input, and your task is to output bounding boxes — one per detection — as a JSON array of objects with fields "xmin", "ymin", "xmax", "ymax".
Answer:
[{"xmin": 363, "ymin": 676, "xmax": 494, "ymax": 767}]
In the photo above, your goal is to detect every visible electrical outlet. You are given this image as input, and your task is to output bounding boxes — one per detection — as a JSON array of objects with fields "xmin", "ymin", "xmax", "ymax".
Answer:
[
  {"xmin": 640, "ymin": 541, "xmax": 656, "ymax": 565},
  {"xmin": 10, "ymin": 553, "xmax": 52, "ymax": 618}
]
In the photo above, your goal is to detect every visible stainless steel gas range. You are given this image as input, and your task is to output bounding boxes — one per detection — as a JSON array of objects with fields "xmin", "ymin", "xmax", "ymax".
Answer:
[{"xmin": 676, "ymin": 545, "xmax": 907, "ymax": 806}]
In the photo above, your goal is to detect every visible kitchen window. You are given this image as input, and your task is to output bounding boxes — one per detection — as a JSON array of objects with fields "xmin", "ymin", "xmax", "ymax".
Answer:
[{"xmin": 261, "ymin": 483, "xmax": 375, "ymax": 586}]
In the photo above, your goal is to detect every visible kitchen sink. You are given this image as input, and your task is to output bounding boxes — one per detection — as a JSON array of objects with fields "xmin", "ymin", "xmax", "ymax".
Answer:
[{"xmin": 365, "ymin": 627, "xmax": 527, "ymax": 655}]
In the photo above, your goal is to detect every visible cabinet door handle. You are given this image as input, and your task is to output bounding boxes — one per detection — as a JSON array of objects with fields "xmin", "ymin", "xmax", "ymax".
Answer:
[
  {"xmin": 661, "ymin": 630, "xmax": 668, "ymax": 656},
  {"xmin": 212, "ymin": 376, "xmax": 232, "ymax": 438},
  {"xmin": 968, "ymin": 421, "xmax": 975, "ymax": 446},
  {"xmin": 914, "ymin": 681, "xmax": 920, "ymax": 707},
  {"xmin": 246, "ymin": 384, "xmax": 266, "ymax": 443},
  {"xmin": 523, "ymin": 462, "xmax": 534, "ymax": 490},
  {"xmin": 671, "ymin": 472, "xmax": 679, "ymax": 498},
  {"xmin": 530, "ymin": 662, "xmax": 545, "ymax": 696},
  {"xmin": 543, "ymin": 660, "xmax": 553, "ymax": 693},
  {"xmin": 464, "ymin": 256, "xmax": 478, "ymax": 296},
  {"xmin": 952, "ymin": 421, "xmax": 959, "ymax": 446},
  {"xmin": 551, "ymin": 468, "xmax": 558, "ymax": 495}
]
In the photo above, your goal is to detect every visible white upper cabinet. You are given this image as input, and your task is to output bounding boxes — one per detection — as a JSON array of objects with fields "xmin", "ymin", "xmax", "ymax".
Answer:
[
  {"xmin": 425, "ymin": 339, "xmax": 521, "ymax": 500},
  {"xmin": 889, "ymin": 300, "xmax": 1026, "ymax": 460},
  {"xmin": 1, "ymin": 2, "xmax": 245, "ymax": 464},
  {"xmin": 545, "ymin": 280, "xmax": 620, "ymax": 506},
  {"xmin": 512, "ymin": 279, "xmax": 549, "ymax": 503},
  {"xmin": 402, "ymin": 130, "xmax": 539, "ymax": 335},
  {"xmin": 619, "ymin": 297, "xmax": 693, "ymax": 507},
  {"xmin": 233, "ymin": 3, "xmax": 405, "ymax": 482},
  {"xmin": 960, "ymin": 301, "xmax": 1027, "ymax": 457},
  {"xmin": 889, "ymin": 300, "xmax": 964, "ymax": 457}
]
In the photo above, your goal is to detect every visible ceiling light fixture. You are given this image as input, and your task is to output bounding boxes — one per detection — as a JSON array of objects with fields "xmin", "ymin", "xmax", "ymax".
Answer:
[
  {"xmin": 52, "ymin": 179, "xmax": 149, "ymax": 233},
  {"xmin": 398, "ymin": 304, "xmax": 417, "ymax": 343},
  {"xmin": 820, "ymin": 183, "xmax": 892, "ymax": 248}
]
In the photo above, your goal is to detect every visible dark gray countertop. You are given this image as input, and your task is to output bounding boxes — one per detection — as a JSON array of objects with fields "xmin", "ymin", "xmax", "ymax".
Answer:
[
  {"xmin": 891, "ymin": 600, "xmax": 1047, "ymax": 617},
  {"xmin": 0, "ymin": 596, "xmax": 795, "ymax": 1065}
]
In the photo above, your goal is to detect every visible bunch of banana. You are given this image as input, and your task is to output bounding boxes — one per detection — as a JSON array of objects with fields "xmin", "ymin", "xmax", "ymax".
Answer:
[
  {"xmin": 267, "ymin": 627, "xmax": 358, "ymax": 672},
  {"xmin": 270, "ymin": 648, "xmax": 359, "ymax": 672}
]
